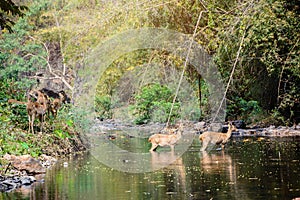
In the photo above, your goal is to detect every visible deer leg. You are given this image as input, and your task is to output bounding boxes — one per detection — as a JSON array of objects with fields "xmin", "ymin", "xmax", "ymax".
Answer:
[
  {"xmin": 150, "ymin": 143, "xmax": 158, "ymax": 152},
  {"xmin": 40, "ymin": 114, "xmax": 43, "ymax": 133},
  {"xmin": 28, "ymin": 115, "xmax": 31, "ymax": 133},
  {"xmin": 221, "ymin": 143, "xmax": 225, "ymax": 150},
  {"xmin": 53, "ymin": 110, "xmax": 57, "ymax": 118},
  {"xmin": 201, "ymin": 140, "xmax": 209, "ymax": 151},
  {"xmin": 170, "ymin": 145, "xmax": 175, "ymax": 151},
  {"xmin": 31, "ymin": 114, "xmax": 35, "ymax": 134}
]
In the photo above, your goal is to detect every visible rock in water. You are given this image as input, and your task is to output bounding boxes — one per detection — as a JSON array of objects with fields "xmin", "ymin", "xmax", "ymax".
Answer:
[
  {"xmin": 20, "ymin": 176, "xmax": 36, "ymax": 185},
  {"xmin": 233, "ymin": 120, "xmax": 246, "ymax": 129}
]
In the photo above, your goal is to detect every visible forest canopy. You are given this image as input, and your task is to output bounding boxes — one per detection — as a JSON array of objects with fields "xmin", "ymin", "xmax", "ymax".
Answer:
[{"xmin": 1, "ymin": 0, "xmax": 299, "ymax": 126}]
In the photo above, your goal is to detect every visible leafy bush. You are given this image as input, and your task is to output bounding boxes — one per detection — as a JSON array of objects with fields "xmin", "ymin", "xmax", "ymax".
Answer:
[
  {"xmin": 0, "ymin": 80, "xmax": 29, "ymax": 130},
  {"xmin": 131, "ymin": 83, "xmax": 180, "ymax": 124},
  {"xmin": 227, "ymin": 97, "xmax": 263, "ymax": 124},
  {"xmin": 95, "ymin": 95, "xmax": 112, "ymax": 119},
  {"xmin": 0, "ymin": 103, "xmax": 86, "ymax": 157},
  {"xmin": 0, "ymin": 0, "xmax": 48, "ymax": 131},
  {"xmin": 212, "ymin": 0, "xmax": 300, "ymax": 125},
  {"xmin": 0, "ymin": 0, "xmax": 88, "ymax": 158}
]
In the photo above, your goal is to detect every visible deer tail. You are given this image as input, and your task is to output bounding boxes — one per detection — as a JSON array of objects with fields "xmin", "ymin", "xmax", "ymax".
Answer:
[
  {"xmin": 148, "ymin": 135, "xmax": 155, "ymax": 142},
  {"xmin": 199, "ymin": 134, "xmax": 203, "ymax": 141}
]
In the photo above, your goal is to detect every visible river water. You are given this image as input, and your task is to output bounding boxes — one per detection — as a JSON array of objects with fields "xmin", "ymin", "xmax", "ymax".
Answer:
[{"xmin": 2, "ymin": 131, "xmax": 300, "ymax": 200}]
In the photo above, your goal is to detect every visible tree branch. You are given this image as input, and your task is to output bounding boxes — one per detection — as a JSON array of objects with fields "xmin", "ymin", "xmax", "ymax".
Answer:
[
  {"xmin": 166, "ymin": 10, "xmax": 207, "ymax": 127},
  {"xmin": 212, "ymin": 28, "xmax": 247, "ymax": 122},
  {"xmin": 277, "ymin": 38, "xmax": 299, "ymax": 105}
]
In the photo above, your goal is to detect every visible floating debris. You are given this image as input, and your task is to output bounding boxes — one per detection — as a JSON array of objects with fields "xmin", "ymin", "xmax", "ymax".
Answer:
[{"xmin": 63, "ymin": 162, "xmax": 68, "ymax": 167}]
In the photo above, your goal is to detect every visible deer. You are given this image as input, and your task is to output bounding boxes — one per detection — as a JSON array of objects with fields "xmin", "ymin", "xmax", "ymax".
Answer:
[
  {"xmin": 39, "ymin": 89, "xmax": 69, "ymax": 118},
  {"xmin": 8, "ymin": 89, "xmax": 49, "ymax": 134},
  {"xmin": 48, "ymin": 91, "xmax": 66, "ymax": 118},
  {"xmin": 8, "ymin": 99, "xmax": 47, "ymax": 134},
  {"xmin": 39, "ymin": 88, "xmax": 70, "ymax": 104},
  {"xmin": 199, "ymin": 123, "xmax": 237, "ymax": 151},
  {"xmin": 148, "ymin": 124, "xmax": 183, "ymax": 152}
]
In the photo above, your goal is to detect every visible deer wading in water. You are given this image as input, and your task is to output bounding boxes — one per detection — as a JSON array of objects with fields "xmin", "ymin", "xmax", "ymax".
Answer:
[
  {"xmin": 199, "ymin": 123, "xmax": 237, "ymax": 151},
  {"xmin": 148, "ymin": 124, "xmax": 183, "ymax": 152}
]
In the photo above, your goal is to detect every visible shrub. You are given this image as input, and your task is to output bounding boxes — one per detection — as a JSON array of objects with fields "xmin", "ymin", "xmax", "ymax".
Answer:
[
  {"xmin": 95, "ymin": 95, "xmax": 113, "ymax": 119},
  {"xmin": 131, "ymin": 83, "xmax": 180, "ymax": 124},
  {"xmin": 227, "ymin": 97, "xmax": 263, "ymax": 124}
]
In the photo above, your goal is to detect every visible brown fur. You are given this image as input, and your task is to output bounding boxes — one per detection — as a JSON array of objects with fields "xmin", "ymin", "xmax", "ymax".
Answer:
[
  {"xmin": 8, "ymin": 99, "xmax": 27, "ymax": 105},
  {"xmin": 8, "ymin": 88, "xmax": 68, "ymax": 133},
  {"xmin": 39, "ymin": 88, "xmax": 70, "ymax": 104},
  {"xmin": 148, "ymin": 125, "xmax": 183, "ymax": 152},
  {"xmin": 199, "ymin": 123, "xmax": 237, "ymax": 151},
  {"xmin": 48, "ymin": 92, "xmax": 64, "ymax": 118},
  {"xmin": 38, "ymin": 89, "xmax": 66, "ymax": 118},
  {"xmin": 29, "ymin": 89, "xmax": 49, "ymax": 122},
  {"xmin": 27, "ymin": 101, "xmax": 47, "ymax": 134},
  {"xmin": 8, "ymin": 99, "xmax": 47, "ymax": 134}
]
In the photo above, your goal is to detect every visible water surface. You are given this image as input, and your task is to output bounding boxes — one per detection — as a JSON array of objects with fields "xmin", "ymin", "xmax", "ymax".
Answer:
[{"xmin": 2, "ymin": 132, "xmax": 300, "ymax": 200}]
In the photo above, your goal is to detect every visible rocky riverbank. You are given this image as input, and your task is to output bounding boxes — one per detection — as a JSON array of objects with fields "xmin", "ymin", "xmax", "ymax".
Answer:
[
  {"xmin": 93, "ymin": 119, "xmax": 300, "ymax": 137},
  {"xmin": 0, "ymin": 154, "xmax": 57, "ymax": 192},
  {"xmin": 231, "ymin": 125, "xmax": 300, "ymax": 137}
]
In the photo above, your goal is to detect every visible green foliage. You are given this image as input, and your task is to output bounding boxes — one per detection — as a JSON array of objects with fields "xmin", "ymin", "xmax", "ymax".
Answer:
[
  {"xmin": 0, "ymin": 130, "xmax": 42, "ymax": 157},
  {"xmin": 54, "ymin": 129, "xmax": 70, "ymax": 139},
  {"xmin": 1, "ymin": 0, "xmax": 299, "ymax": 146},
  {"xmin": 0, "ymin": 80, "xmax": 29, "ymax": 130},
  {"xmin": 131, "ymin": 83, "xmax": 180, "ymax": 124},
  {"xmin": 52, "ymin": 104, "xmax": 80, "ymax": 136},
  {"xmin": 243, "ymin": 0, "xmax": 299, "ymax": 124},
  {"xmin": 0, "ymin": 0, "xmax": 87, "ymax": 158},
  {"xmin": 208, "ymin": 0, "xmax": 299, "ymax": 124},
  {"xmin": 0, "ymin": 0, "xmax": 48, "ymax": 114},
  {"xmin": 227, "ymin": 97, "xmax": 263, "ymax": 124},
  {"xmin": 0, "ymin": 12, "xmax": 46, "ymax": 127},
  {"xmin": 0, "ymin": 19, "xmax": 47, "ymax": 82},
  {"xmin": 151, "ymin": 101, "xmax": 181, "ymax": 124},
  {"xmin": 95, "ymin": 95, "xmax": 112, "ymax": 119},
  {"xmin": 0, "ymin": 0, "xmax": 28, "ymax": 33},
  {"xmin": 0, "ymin": 103, "xmax": 86, "ymax": 157}
]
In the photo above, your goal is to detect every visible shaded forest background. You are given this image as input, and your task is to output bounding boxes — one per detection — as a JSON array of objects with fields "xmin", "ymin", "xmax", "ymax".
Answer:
[{"xmin": 1, "ymin": 0, "xmax": 299, "ymax": 128}]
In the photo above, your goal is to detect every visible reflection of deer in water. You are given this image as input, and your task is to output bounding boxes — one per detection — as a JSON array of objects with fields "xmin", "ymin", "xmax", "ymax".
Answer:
[
  {"xmin": 200, "ymin": 151, "xmax": 253, "ymax": 199},
  {"xmin": 201, "ymin": 151, "xmax": 232, "ymax": 173},
  {"xmin": 199, "ymin": 123, "xmax": 237, "ymax": 151},
  {"xmin": 150, "ymin": 151, "xmax": 186, "ymax": 191}
]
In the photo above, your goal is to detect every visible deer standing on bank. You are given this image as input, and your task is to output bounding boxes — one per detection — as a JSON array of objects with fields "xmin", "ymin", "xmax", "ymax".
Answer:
[
  {"xmin": 8, "ymin": 99, "xmax": 47, "ymax": 134},
  {"xmin": 49, "ymin": 91, "xmax": 66, "ymax": 118}
]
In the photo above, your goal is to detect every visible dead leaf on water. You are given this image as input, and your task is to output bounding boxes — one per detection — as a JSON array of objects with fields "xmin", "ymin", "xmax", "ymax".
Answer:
[
  {"xmin": 249, "ymin": 177, "xmax": 258, "ymax": 180},
  {"xmin": 257, "ymin": 137, "xmax": 265, "ymax": 141}
]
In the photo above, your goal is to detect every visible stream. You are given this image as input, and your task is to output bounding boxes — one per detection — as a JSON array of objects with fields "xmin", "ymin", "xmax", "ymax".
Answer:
[{"xmin": 1, "ymin": 129, "xmax": 300, "ymax": 200}]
